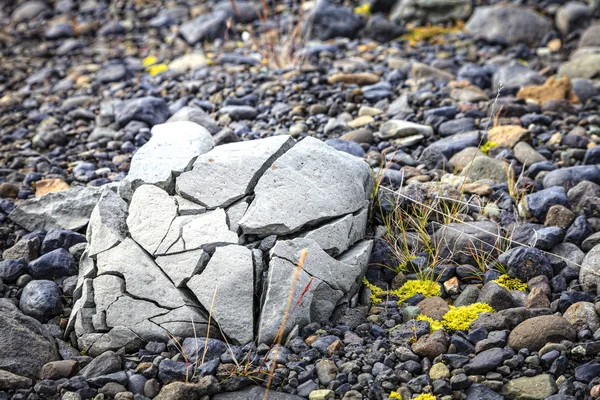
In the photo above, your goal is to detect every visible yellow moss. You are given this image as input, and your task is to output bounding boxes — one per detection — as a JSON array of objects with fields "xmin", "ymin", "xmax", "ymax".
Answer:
[
  {"xmin": 389, "ymin": 391, "xmax": 402, "ymax": 400},
  {"xmin": 416, "ymin": 315, "xmax": 444, "ymax": 332},
  {"xmin": 148, "ymin": 64, "xmax": 168, "ymax": 76},
  {"xmin": 363, "ymin": 277, "xmax": 387, "ymax": 305},
  {"xmin": 354, "ymin": 2, "xmax": 371, "ymax": 15},
  {"xmin": 442, "ymin": 303, "xmax": 494, "ymax": 331},
  {"xmin": 142, "ymin": 55, "xmax": 158, "ymax": 67},
  {"xmin": 392, "ymin": 279, "xmax": 441, "ymax": 304},
  {"xmin": 480, "ymin": 141, "xmax": 498, "ymax": 155},
  {"xmin": 414, "ymin": 394, "xmax": 436, "ymax": 400},
  {"xmin": 401, "ymin": 21, "xmax": 464, "ymax": 46},
  {"xmin": 493, "ymin": 274, "xmax": 527, "ymax": 291}
]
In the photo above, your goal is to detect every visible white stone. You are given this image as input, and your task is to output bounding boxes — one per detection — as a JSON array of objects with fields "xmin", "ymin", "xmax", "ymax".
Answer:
[{"xmin": 93, "ymin": 275, "xmax": 125, "ymax": 313}]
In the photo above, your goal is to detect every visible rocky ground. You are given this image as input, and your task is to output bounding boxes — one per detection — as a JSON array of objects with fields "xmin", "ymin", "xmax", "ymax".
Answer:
[{"xmin": 2, "ymin": 0, "xmax": 600, "ymax": 399}]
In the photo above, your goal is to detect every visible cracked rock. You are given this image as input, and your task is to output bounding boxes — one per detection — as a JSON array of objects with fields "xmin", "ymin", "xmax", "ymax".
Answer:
[{"xmin": 70, "ymin": 132, "xmax": 373, "ymax": 348}]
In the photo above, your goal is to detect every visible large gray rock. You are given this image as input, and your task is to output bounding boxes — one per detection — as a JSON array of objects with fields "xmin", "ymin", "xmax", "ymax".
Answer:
[
  {"xmin": 126, "ymin": 121, "xmax": 213, "ymax": 191},
  {"xmin": 177, "ymin": 135, "xmax": 294, "ymax": 209},
  {"xmin": 239, "ymin": 137, "xmax": 372, "ymax": 236},
  {"xmin": 69, "ymin": 134, "xmax": 373, "ymax": 349},
  {"xmin": 9, "ymin": 186, "xmax": 102, "ymax": 231},
  {"xmin": 466, "ymin": 5, "xmax": 553, "ymax": 47},
  {"xmin": 0, "ymin": 299, "xmax": 59, "ymax": 379}
]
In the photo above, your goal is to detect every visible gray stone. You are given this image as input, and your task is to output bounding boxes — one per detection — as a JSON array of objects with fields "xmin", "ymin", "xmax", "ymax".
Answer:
[
  {"xmin": 501, "ymin": 374, "xmax": 557, "ymax": 399},
  {"xmin": 179, "ymin": 12, "xmax": 227, "ymax": 45},
  {"xmin": 0, "ymin": 370, "xmax": 32, "ymax": 390},
  {"xmin": 211, "ymin": 384, "xmax": 309, "ymax": 399},
  {"xmin": 377, "ymin": 120, "xmax": 433, "ymax": 140},
  {"xmin": 463, "ymin": 156, "xmax": 508, "ymax": 182},
  {"xmin": 167, "ymin": 107, "xmax": 220, "ymax": 135},
  {"xmin": 432, "ymin": 221, "xmax": 501, "ymax": 265},
  {"xmin": 9, "ymin": 186, "xmax": 102, "ymax": 231},
  {"xmin": 11, "ymin": 1, "xmax": 49, "ymax": 23},
  {"xmin": 87, "ymin": 327, "xmax": 145, "ymax": 357},
  {"xmin": 156, "ymin": 250, "xmax": 209, "ymax": 287},
  {"xmin": 226, "ymin": 198, "xmax": 249, "ymax": 233},
  {"xmin": 466, "ymin": 5, "xmax": 553, "ymax": 47},
  {"xmin": 391, "ymin": 0, "xmax": 472, "ymax": 24},
  {"xmin": 79, "ymin": 351, "xmax": 121, "ymax": 379},
  {"xmin": 543, "ymin": 165, "xmax": 600, "ymax": 189},
  {"xmin": 87, "ymin": 189, "xmax": 128, "ymax": 257},
  {"xmin": 177, "ymin": 135, "xmax": 294, "ymax": 209},
  {"xmin": 492, "ymin": 61, "xmax": 545, "ymax": 90},
  {"xmin": 0, "ymin": 300, "xmax": 59, "ymax": 379},
  {"xmin": 240, "ymin": 137, "xmax": 372, "ymax": 236},
  {"xmin": 105, "ymin": 296, "xmax": 170, "ymax": 340},
  {"xmin": 558, "ymin": 53, "xmax": 600, "ymax": 79},
  {"xmin": 115, "ymin": 96, "xmax": 170, "ymax": 128},
  {"xmin": 2, "ymin": 236, "xmax": 40, "ymax": 262},
  {"xmin": 477, "ymin": 282, "xmax": 516, "ymax": 311},
  {"xmin": 580, "ymin": 244, "xmax": 600, "ymax": 294},
  {"xmin": 187, "ymin": 245, "xmax": 254, "ymax": 344},
  {"xmin": 126, "ymin": 121, "xmax": 214, "ymax": 191},
  {"xmin": 127, "ymin": 185, "xmax": 178, "ymax": 255},
  {"xmin": 19, "ymin": 280, "xmax": 63, "ymax": 322},
  {"xmin": 513, "ymin": 142, "xmax": 547, "ymax": 167}
]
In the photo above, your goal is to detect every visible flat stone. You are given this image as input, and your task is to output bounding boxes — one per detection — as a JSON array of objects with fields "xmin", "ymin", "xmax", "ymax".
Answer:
[
  {"xmin": 126, "ymin": 121, "xmax": 214, "ymax": 191},
  {"xmin": 186, "ymin": 245, "xmax": 254, "ymax": 344},
  {"xmin": 378, "ymin": 120, "xmax": 433, "ymax": 140},
  {"xmin": 127, "ymin": 185, "xmax": 178, "ymax": 255},
  {"xmin": 239, "ymin": 137, "xmax": 371, "ymax": 236},
  {"xmin": 177, "ymin": 135, "xmax": 294, "ymax": 209},
  {"xmin": 156, "ymin": 250, "xmax": 209, "ymax": 287},
  {"xmin": 501, "ymin": 374, "xmax": 557, "ymax": 399},
  {"xmin": 9, "ymin": 186, "xmax": 102, "ymax": 231}
]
